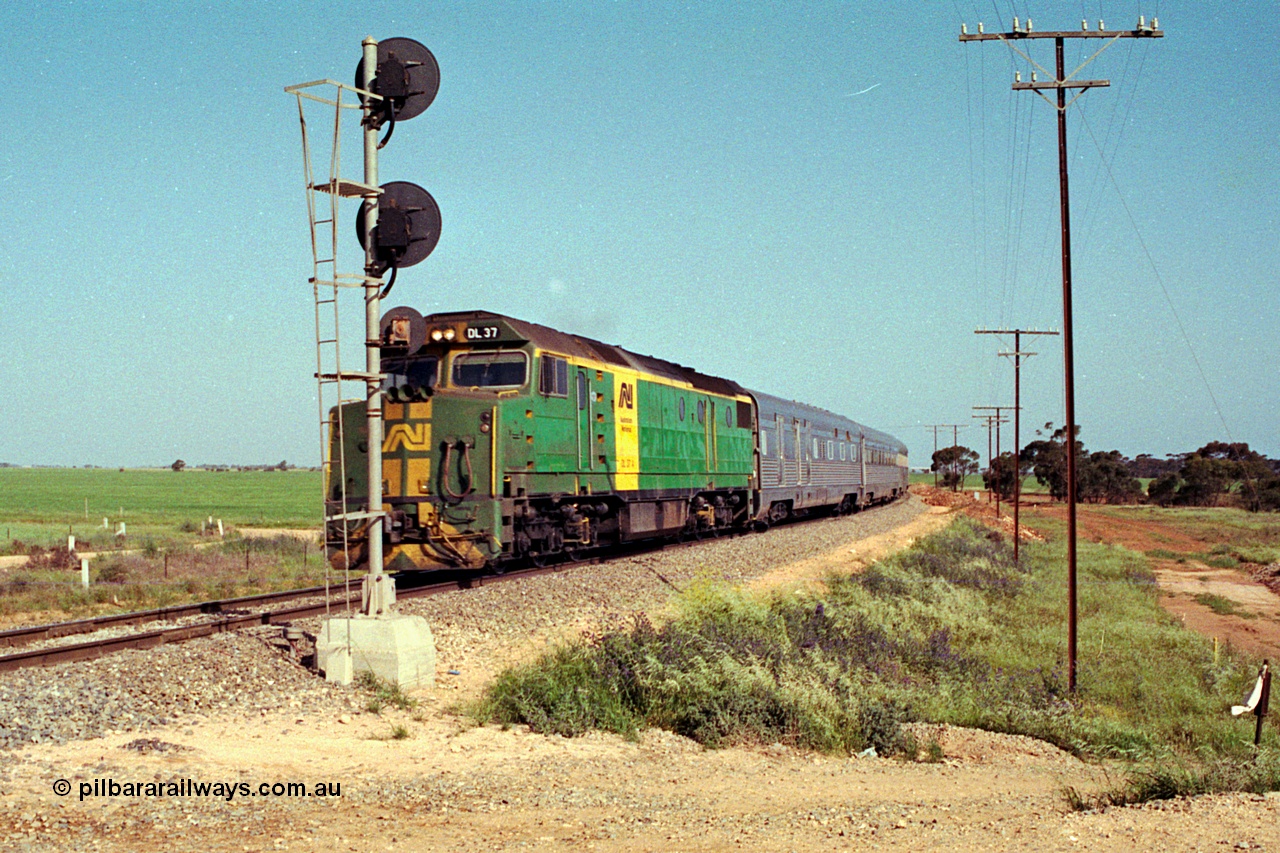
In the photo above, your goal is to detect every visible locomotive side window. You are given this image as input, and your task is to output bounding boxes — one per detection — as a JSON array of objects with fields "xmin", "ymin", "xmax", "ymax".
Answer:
[
  {"xmin": 678, "ymin": 397, "xmax": 686, "ymax": 421},
  {"xmin": 761, "ymin": 430, "xmax": 769, "ymax": 456},
  {"xmin": 725, "ymin": 406, "xmax": 732, "ymax": 428},
  {"xmin": 576, "ymin": 371, "xmax": 587, "ymax": 410},
  {"xmin": 539, "ymin": 355, "xmax": 569, "ymax": 397},
  {"xmin": 452, "ymin": 351, "xmax": 528, "ymax": 389},
  {"xmin": 697, "ymin": 400, "xmax": 705, "ymax": 424}
]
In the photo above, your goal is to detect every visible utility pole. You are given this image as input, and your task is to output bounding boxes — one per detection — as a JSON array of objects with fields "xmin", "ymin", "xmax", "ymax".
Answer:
[
  {"xmin": 976, "ymin": 328, "xmax": 1060, "ymax": 562},
  {"xmin": 962, "ymin": 14, "xmax": 1163, "ymax": 692},
  {"xmin": 924, "ymin": 424, "xmax": 969, "ymax": 489},
  {"xmin": 972, "ymin": 408, "xmax": 1011, "ymax": 515}
]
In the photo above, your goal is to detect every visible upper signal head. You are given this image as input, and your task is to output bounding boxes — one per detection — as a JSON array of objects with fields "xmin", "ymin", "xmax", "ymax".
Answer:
[{"xmin": 357, "ymin": 37, "xmax": 440, "ymax": 129}]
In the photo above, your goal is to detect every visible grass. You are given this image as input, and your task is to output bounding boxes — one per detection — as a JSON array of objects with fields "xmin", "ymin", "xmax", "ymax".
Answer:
[
  {"xmin": 0, "ymin": 468, "xmax": 321, "ymax": 555},
  {"xmin": 1192, "ymin": 593, "xmax": 1256, "ymax": 619},
  {"xmin": 0, "ymin": 468, "xmax": 329, "ymax": 618},
  {"xmin": 357, "ymin": 671, "xmax": 418, "ymax": 714},
  {"xmin": 0, "ymin": 535, "xmax": 329, "ymax": 619},
  {"xmin": 470, "ymin": 517, "xmax": 1279, "ymax": 806}
]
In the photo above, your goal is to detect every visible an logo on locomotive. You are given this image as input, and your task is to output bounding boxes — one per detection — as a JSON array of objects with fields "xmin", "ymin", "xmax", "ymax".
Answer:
[{"xmin": 383, "ymin": 423, "xmax": 432, "ymax": 452}]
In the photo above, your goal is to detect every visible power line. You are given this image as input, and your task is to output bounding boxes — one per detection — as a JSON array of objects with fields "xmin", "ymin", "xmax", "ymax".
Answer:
[{"xmin": 961, "ymin": 12, "xmax": 1163, "ymax": 693}]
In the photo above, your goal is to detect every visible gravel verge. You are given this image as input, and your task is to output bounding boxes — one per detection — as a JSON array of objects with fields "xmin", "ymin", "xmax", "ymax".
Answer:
[{"xmin": 0, "ymin": 498, "xmax": 926, "ymax": 755}]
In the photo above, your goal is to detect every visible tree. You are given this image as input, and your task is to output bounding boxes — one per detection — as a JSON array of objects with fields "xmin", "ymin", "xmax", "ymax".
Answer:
[
  {"xmin": 1020, "ymin": 422, "xmax": 1079, "ymax": 501},
  {"xmin": 1147, "ymin": 473, "xmax": 1180, "ymax": 507},
  {"xmin": 171, "ymin": 459, "xmax": 186, "ymax": 472},
  {"xmin": 932, "ymin": 445, "xmax": 980, "ymax": 491},
  {"xmin": 1077, "ymin": 450, "xmax": 1143, "ymax": 504},
  {"xmin": 983, "ymin": 451, "xmax": 1022, "ymax": 502},
  {"xmin": 1170, "ymin": 442, "xmax": 1273, "ymax": 509}
]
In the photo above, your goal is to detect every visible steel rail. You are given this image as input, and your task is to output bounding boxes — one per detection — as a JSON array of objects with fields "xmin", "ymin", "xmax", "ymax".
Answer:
[
  {"xmin": 0, "ymin": 498, "xmax": 904, "ymax": 673},
  {"xmin": 0, "ymin": 581, "xmax": 362, "ymax": 650}
]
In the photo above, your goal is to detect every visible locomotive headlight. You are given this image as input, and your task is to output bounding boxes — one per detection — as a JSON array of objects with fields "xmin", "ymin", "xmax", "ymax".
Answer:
[
  {"xmin": 442, "ymin": 328, "xmax": 456, "ymax": 341},
  {"xmin": 430, "ymin": 329, "xmax": 444, "ymax": 342}
]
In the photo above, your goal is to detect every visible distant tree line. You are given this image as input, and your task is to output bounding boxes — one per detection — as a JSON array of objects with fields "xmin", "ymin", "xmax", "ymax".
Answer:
[
  {"xmin": 936, "ymin": 425, "xmax": 1280, "ymax": 512},
  {"xmin": 1145, "ymin": 442, "xmax": 1280, "ymax": 511}
]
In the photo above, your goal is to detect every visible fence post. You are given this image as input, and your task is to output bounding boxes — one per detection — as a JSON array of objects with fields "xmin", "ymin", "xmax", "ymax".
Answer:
[{"xmin": 80, "ymin": 558, "xmax": 89, "ymax": 590}]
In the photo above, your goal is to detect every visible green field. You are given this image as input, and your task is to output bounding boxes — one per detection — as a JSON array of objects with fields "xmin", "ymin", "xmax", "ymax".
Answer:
[
  {"xmin": 0, "ymin": 468, "xmax": 321, "ymax": 555},
  {"xmin": 0, "ymin": 468, "xmax": 328, "ymax": 619}
]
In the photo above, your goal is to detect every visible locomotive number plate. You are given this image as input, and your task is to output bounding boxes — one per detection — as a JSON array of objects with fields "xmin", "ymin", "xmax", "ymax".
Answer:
[{"xmin": 464, "ymin": 325, "xmax": 500, "ymax": 342}]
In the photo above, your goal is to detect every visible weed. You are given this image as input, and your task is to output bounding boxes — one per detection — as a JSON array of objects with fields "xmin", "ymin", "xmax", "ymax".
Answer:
[
  {"xmin": 1192, "ymin": 593, "xmax": 1255, "ymax": 619},
  {"xmin": 356, "ymin": 672, "xmax": 417, "ymax": 713},
  {"xmin": 474, "ymin": 515, "xmax": 1280, "ymax": 806},
  {"xmin": 390, "ymin": 724, "xmax": 411, "ymax": 740}
]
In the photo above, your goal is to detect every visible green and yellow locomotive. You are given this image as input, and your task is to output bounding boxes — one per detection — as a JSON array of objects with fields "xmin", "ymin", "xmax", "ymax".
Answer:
[{"xmin": 326, "ymin": 308, "xmax": 907, "ymax": 572}]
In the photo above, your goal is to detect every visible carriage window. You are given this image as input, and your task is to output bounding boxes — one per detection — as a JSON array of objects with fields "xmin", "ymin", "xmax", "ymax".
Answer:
[
  {"xmin": 452, "ymin": 351, "xmax": 528, "ymax": 388},
  {"xmin": 827, "ymin": 440, "xmax": 834, "ymax": 459},
  {"xmin": 539, "ymin": 355, "xmax": 569, "ymax": 397},
  {"xmin": 840, "ymin": 443, "xmax": 847, "ymax": 461},
  {"xmin": 697, "ymin": 400, "xmax": 705, "ymax": 424}
]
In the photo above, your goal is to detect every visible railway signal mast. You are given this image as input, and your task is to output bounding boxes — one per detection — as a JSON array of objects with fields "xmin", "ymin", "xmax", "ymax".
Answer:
[
  {"xmin": 286, "ymin": 37, "xmax": 442, "ymax": 686},
  {"xmin": 961, "ymin": 16, "xmax": 1163, "ymax": 691}
]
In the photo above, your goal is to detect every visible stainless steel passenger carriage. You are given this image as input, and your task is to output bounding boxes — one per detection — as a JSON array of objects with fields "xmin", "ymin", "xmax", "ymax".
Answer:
[{"xmin": 750, "ymin": 391, "xmax": 908, "ymax": 526}]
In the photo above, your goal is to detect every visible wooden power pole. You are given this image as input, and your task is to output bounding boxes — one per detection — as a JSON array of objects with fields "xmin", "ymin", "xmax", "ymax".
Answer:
[
  {"xmin": 976, "ymin": 328, "xmax": 1059, "ymax": 563},
  {"xmin": 961, "ymin": 15, "xmax": 1163, "ymax": 692}
]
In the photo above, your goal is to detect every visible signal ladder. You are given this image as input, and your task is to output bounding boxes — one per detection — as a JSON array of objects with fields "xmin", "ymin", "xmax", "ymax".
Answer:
[{"xmin": 286, "ymin": 79, "xmax": 385, "ymax": 592}]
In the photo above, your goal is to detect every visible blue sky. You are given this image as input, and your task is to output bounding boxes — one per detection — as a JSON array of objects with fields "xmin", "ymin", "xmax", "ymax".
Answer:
[{"xmin": 1, "ymin": 1, "xmax": 1275, "ymax": 467}]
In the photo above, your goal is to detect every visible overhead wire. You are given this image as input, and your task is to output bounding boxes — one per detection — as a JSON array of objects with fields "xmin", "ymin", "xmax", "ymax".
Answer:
[{"xmin": 1074, "ymin": 106, "xmax": 1237, "ymax": 448}]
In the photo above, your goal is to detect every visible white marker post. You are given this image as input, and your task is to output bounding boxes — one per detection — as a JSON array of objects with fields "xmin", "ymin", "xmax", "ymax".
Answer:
[{"xmin": 80, "ymin": 558, "xmax": 89, "ymax": 590}]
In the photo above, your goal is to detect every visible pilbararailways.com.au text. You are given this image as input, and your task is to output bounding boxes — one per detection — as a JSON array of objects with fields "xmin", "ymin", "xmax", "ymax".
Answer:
[{"xmin": 57, "ymin": 778, "xmax": 342, "ymax": 802}]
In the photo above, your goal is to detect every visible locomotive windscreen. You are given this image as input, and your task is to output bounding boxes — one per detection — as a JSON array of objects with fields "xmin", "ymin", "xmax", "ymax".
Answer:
[{"xmin": 452, "ymin": 351, "xmax": 528, "ymax": 388}]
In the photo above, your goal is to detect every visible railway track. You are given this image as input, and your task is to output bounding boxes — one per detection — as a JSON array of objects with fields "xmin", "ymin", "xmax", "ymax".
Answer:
[
  {"xmin": 0, "ymin": 564, "xmax": 571, "ymax": 673},
  {"xmin": 0, "ymin": 503, "xmax": 885, "ymax": 674}
]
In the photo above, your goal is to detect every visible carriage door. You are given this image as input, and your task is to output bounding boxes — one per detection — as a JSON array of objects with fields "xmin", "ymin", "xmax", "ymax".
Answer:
[
  {"xmin": 775, "ymin": 413, "xmax": 785, "ymax": 484},
  {"xmin": 788, "ymin": 420, "xmax": 798, "ymax": 484},
  {"xmin": 577, "ymin": 369, "xmax": 592, "ymax": 470}
]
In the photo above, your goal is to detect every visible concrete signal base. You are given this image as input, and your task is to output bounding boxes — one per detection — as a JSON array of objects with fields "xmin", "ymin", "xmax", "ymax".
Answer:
[{"xmin": 316, "ymin": 614, "xmax": 437, "ymax": 689}]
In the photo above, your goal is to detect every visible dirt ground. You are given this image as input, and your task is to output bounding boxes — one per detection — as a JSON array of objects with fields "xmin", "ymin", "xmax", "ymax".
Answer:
[{"xmin": 3, "ymin": 501, "xmax": 1278, "ymax": 851}]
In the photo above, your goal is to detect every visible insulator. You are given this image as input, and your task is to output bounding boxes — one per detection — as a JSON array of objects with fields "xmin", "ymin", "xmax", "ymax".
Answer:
[
  {"xmin": 1015, "ymin": 71, "xmax": 1022, "ymax": 83},
  {"xmin": 1013, "ymin": 16, "xmax": 1019, "ymax": 31},
  {"xmin": 1026, "ymin": 18, "xmax": 1033, "ymax": 31},
  {"xmin": 1153, "ymin": 17, "xmax": 1159, "ymax": 30},
  {"xmin": 978, "ymin": 22, "xmax": 984, "ymax": 34},
  {"xmin": 1139, "ymin": 15, "xmax": 1146, "ymax": 29},
  {"xmin": 1081, "ymin": 19, "xmax": 1088, "ymax": 31},
  {"xmin": 1031, "ymin": 71, "xmax": 1037, "ymax": 82},
  {"xmin": 1099, "ymin": 19, "xmax": 1104, "ymax": 30}
]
